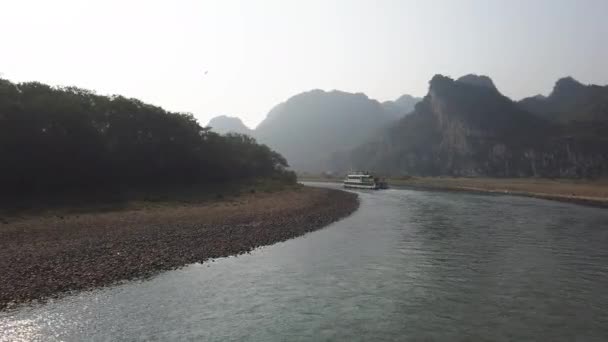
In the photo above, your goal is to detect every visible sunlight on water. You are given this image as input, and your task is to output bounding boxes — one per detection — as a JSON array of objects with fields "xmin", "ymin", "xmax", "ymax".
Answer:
[{"xmin": 2, "ymin": 184, "xmax": 608, "ymax": 341}]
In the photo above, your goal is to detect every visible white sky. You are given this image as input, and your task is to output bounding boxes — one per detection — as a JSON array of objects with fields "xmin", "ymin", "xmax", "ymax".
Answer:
[{"xmin": 2, "ymin": 0, "xmax": 607, "ymax": 128}]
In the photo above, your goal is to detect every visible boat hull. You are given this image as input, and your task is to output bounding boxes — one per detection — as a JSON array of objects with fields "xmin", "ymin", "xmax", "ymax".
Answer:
[{"xmin": 343, "ymin": 183, "xmax": 379, "ymax": 190}]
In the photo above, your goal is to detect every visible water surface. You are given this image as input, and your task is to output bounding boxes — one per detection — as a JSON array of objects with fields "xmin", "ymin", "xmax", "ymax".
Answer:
[{"xmin": 2, "ymin": 183, "xmax": 608, "ymax": 341}]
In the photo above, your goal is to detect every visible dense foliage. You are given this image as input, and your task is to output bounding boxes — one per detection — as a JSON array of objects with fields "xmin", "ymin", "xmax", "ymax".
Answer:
[{"xmin": 0, "ymin": 79, "xmax": 294, "ymax": 197}]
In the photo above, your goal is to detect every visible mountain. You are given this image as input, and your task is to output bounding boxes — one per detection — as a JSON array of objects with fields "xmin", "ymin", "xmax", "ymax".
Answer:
[
  {"xmin": 342, "ymin": 74, "xmax": 608, "ymax": 178},
  {"xmin": 519, "ymin": 77, "xmax": 608, "ymax": 123},
  {"xmin": 207, "ymin": 75, "xmax": 608, "ymax": 178},
  {"xmin": 381, "ymin": 94, "xmax": 421, "ymax": 119},
  {"xmin": 456, "ymin": 74, "xmax": 498, "ymax": 90},
  {"xmin": 207, "ymin": 115, "xmax": 252, "ymax": 135},
  {"xmin": 254, "ymin": 89, "xmax": 395, "ymax": 172}
]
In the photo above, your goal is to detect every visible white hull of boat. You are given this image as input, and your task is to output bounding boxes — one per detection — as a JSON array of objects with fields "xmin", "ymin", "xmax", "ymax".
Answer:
[
  {"xmin": 343, "ymin": 183, "xmax": 378, "ymax": 190},
  {"xmin": 343, "ymin": 171, "xmax": 388, "ymax": 190}
]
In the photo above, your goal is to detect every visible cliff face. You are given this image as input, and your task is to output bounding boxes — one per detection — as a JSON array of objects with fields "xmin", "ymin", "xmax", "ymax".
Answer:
[
  {"xmin": 207, "ymin": 75, "xmax": 608, "ymax": 178},
  {"xmin": 346, "ymin": 75, "xmax": 608, "ymax": 178}
]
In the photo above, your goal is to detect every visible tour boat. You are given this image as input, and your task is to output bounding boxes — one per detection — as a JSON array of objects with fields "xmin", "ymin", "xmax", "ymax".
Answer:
[{"xmin": 343, "ymin": 172, "xmax": 388, "ymax": 190}]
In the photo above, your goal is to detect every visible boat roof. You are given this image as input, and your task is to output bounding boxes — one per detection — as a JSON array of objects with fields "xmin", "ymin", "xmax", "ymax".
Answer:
[{"xmin": 346, "ymin": 171, "xmax": 373, "ymax": 176}]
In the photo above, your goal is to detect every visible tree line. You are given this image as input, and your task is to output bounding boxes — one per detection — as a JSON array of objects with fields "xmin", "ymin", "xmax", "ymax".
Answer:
[{"xmin": 0, "ymin": 78, "xmax": 294, "ymax": 197}]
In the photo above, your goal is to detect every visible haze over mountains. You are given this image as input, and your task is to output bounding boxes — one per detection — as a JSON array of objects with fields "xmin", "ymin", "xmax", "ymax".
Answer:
[
  {"xmin": 519, "ymin": 77, "xmax": 608, "ymax": 123},
  {"xmin": 208, "ymin": 90, "xmax": 420, "ymax": 172},
  {"xmin": 380, "ymin": 94, "xmax": 421, "ymax": 120},
  {"xmin": 207, "ymin": 115, "xmax": 252, "ymax": 135},
  {"xmin": 208, "ymin": 75, "xmax": 608, "ymax": 178}
]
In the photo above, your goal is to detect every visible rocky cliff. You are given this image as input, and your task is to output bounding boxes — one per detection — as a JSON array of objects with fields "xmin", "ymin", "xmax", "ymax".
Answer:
[{"xmin": 345, "ymin": 75, "xmax": 608, "ymax": 178}]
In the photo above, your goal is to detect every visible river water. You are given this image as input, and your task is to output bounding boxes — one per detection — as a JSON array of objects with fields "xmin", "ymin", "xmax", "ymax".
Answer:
[{"xmin": 1, "ymin": 183, "xmax": 608, "ymax": 341}]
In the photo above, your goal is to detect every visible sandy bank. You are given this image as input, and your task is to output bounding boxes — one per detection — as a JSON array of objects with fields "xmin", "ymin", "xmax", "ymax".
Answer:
[
  {"xmin": 300, "ymin": 176, "xmax": 608, "ymax": 208},
  {"xmin": 387, "ymin": 177, "xmax": 608, "ymax": 208},
  {"xmin": 0, "ymin": 187, "xmax": 359, "ymax": 310}
]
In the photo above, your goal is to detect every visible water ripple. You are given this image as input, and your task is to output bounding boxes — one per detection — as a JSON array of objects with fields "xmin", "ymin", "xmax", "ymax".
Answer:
[{"xmin": 2, "ymin": 184, "xmax": 608, "ymax": 341}]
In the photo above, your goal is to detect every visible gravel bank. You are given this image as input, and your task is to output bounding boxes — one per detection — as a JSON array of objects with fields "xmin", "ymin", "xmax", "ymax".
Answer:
[{"xmin": 0, "ymin": 187, "xmax": 359, "ymax": 310}]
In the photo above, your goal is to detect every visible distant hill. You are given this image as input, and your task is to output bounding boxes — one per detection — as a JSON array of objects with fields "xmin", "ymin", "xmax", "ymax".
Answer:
[
  {"xmin": 254, "ymin": 90, "xmax": 396, "ymax": 172},
  {"xmin": 381, "ymin": 94, "xmax": 421, "ymax": 119},
  {"xmin": 207, "ymin": 115, "xmax": 252, "ymax": 135},
  {"xmin": 519, "ymin": 77, "xmax": 608, "ymax": 124},
  {"xmin": 206, "ymin": 76, "xmax": 608, "ymax": 178},
  {"xmin": 342, "ymin": 74, "xmax": 608, "ymax": 178}
]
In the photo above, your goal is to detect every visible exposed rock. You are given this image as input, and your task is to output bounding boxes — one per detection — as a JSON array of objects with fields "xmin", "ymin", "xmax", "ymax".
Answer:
[
  {"xmin": 344, "ymin": 74, "xmax": 608, "ymax": 178},
  {"xmin": 0, "ymin": 187, "xmax": 359, "ymax": 310}
]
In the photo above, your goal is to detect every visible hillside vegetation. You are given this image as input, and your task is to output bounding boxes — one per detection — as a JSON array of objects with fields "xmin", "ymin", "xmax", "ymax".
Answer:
[{"xmin": 0, "ymin": 79, "xmax": 294, "ymax": 200}]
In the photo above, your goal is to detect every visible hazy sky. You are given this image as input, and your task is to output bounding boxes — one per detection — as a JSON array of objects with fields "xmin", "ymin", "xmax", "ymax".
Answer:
[{"xmin": 2, "ymin": 0, "xmax": 607, "ymax": 128}]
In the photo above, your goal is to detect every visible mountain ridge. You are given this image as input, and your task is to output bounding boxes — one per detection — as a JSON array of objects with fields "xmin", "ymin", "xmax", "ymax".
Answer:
[
  {"xmin": 518, "ymin": 77, "xmax": 608, "ymax": 123},
  {"xmin": 208, "ymin": 89, "xmax": 421, "ymax": 172},
  {"xmin": 254, "ymin": 89, "xmax": 394, "ymax": 172},
  {"xmin": 207, "ymin": 74, "xmax": 608, "ymax": 178},
  {"xmin": 342, "ymin": 74, "xmax": 608, "ymax": 178},
  {"xmin": 381, "ymin": 94, "xmax": 422, "ymax": 119}
]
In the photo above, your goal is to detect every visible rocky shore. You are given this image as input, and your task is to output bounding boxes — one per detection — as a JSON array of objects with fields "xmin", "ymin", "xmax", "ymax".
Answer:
[{"xmin": 0, "ymin": 187, "xmax": 359, "ymax": 310}]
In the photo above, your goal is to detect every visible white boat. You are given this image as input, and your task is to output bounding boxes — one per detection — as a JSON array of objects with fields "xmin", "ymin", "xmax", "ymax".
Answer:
[{"xmin": 343, "ymin": 172, "xmax": 388, "ymax": 190}]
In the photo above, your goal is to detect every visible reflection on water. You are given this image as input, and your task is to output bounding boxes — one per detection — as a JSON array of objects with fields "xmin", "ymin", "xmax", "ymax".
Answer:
[{"xmin": 2, "ymin": 183, "xmax": 608, "ymax": 341}]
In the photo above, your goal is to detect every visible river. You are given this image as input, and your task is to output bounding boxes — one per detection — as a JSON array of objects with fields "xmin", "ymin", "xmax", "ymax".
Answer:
[{"xmin": 1, "ymin": 183, "xmax": 608, "ymax": 341}]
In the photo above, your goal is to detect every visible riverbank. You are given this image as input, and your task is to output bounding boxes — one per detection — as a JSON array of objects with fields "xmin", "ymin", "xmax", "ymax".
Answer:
[
  {"xmin": 299, "ymin": 176, "xmax": 608, "ymax": 208},
  {"xmin": 389, "ymin": 177, "xmax": 608, "ymax": 208},
  {"xmin": 0, "ymin": 186, "xmax": 359, "ymax": 310}
]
